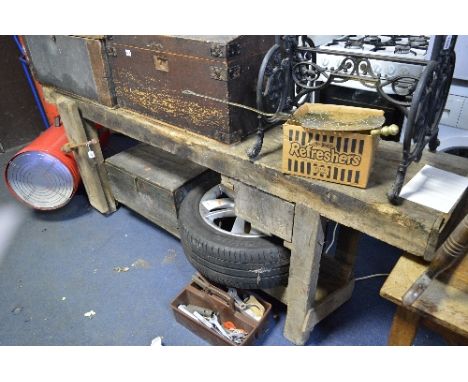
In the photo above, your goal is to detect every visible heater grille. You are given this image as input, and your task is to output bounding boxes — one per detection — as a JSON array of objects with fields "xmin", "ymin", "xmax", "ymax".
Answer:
[{"xmin": 6, "ymin": 151, "xmax": 74, "ymax": 209}]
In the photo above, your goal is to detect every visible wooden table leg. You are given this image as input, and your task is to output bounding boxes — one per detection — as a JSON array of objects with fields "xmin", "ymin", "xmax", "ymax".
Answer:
[
  {"xmin": 284, "ymin": 204, "xmax": 325, "ymax": 345},
  {"xmin": 56, "ymin": 96, "xmax": 116, "ymax": 214},
  {"xmin": 334, "ymin": 226, "xmax": 361, "ymax": 283},
  {"xmin": 388, "ymin": 306, "xmax": 421, "ymax": 345},
  {"xmin": 82, "ymin": 119, "xmax": 117, "ymax": 209}
]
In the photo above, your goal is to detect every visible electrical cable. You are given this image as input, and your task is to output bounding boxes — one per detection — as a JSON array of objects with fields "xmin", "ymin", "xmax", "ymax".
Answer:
[
  {"xmin": 12, "ymin": 35, "xmax": 50, "ymax": 129},
  {"xmin": 325, "ymin": 222, "xmax": 339, "ymax": 254},
  {"xmin": 322, "ymin": 222, "xmax": 389, "ymax": 282},
  {"xmin": 354, "ymin": 273, "xmax": 389, "ymax": 281}
]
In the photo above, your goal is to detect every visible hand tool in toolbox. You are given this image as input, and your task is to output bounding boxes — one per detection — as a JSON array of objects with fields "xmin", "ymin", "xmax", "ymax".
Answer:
[
  {"xmin": 172, "ymin": 272, "xmax": 270, "ymax": 345},
  {"xmin": 177, "ymin": 304, "xmax": 247, "ymax": 344},
  {"xmin": 192, "ymin": 273, "xmax": 264, "ymax": 317}
]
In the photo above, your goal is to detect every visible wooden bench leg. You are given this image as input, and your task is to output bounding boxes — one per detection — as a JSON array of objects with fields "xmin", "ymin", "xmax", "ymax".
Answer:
[
  {"xmin": 284, "ymin": 204, "xmax": 325, "ymax": 345},
  {"xmin": 82, "ymin": 119, "xmax": 117, "ymax": 210},
  {"xmin": 56, "ymin": 96, "xmax": 116, "ymax": 214},
  {"xmin": 388, "ymin": 306, "xmax": 421, "ymax": 345},
  {"xmin": 334, "ymin": 226, "xmax": 360, "ymax": 282}
]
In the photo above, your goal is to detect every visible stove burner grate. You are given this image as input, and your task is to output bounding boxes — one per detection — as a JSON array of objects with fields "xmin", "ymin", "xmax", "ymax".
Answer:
[
  {"xmin": 345, "ymin": 38, "xmax": 364, "ymax": 49},
  {"xmin": 326, "ymin": 35, "xmax": 356, "ymax": 47},
  {"xmin": 363, "ymin": 36, "xmax": 382, "ymax": 45},
  {"xmin": 325, "ymin": 35, "xmax": 429, "ymax": 55},
  {"xmin": 394, "ymin": 44, "xmax": 415, "ymax": 55}
]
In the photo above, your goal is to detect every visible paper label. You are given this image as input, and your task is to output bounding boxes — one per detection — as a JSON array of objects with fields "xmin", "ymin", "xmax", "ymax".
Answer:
[
  {"xmin": 443, "ymin": 36, "xmax": 452, "ymax": 50},
  {"xmin": 400, "ymin": 165, "xmax": 468, "ymax": 213}
]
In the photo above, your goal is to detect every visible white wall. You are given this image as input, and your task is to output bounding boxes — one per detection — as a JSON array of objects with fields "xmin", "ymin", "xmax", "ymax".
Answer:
[{"xmin": 454, "ymin": 35, "xmax": 468, "ymax": 81}]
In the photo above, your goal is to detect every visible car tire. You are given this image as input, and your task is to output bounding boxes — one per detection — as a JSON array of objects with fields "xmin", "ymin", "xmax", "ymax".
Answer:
[{"xmin": 178, "ymin": 179, "xmax": 290, "ymax": 289}]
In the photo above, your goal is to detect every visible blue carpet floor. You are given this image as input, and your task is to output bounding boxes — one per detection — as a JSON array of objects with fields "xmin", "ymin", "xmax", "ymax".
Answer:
[{"xmin": 0, "ymin": 137, "xmax": 445, "ymax": 346}]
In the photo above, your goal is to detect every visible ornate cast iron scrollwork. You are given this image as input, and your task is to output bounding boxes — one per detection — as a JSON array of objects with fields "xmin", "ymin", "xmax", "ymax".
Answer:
[
  {"xmin": 387, "ymin": 36, "xmax": 457, "ymax": 203},
  {"xmin": 251, "ymin": 35, "xmax": 457, "ymax": 205},
  {"xmin": 248, "ymin": 36, "xmax": 308, "ymax": 159}
]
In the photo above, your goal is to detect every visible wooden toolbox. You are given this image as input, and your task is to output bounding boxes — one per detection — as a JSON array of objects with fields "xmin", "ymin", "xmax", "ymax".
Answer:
[
  {"xmin": 105, "ymin": 143, "xmax": 216, "ymax": 237},
  {"xmin": 171, "ymin": 280, "xmax": 272, "ymax": 346},
  {"xmin": 24, "ymin": 35, "xmax": 116, "ymax": 107},
  {"xmin": 106, "ymin": 35, "xmax": 274, "ymax": 144}
]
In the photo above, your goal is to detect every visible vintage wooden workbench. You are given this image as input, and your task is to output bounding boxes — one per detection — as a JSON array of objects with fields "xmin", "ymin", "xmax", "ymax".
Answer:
[{"xmin": 45, "ymin": 88, "xmax": 468, "ymax": 345}]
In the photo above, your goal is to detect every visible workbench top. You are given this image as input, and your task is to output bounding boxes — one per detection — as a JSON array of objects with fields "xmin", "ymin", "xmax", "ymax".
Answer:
[{"xmin": 46, "ymin": 88, "xmax": 468, "ymax": 259}]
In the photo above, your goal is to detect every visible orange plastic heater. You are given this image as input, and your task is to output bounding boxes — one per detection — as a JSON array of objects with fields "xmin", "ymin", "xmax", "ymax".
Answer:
[{"xmin": 4, "ymin": 125, "xmax": 80, "ymax": 210}]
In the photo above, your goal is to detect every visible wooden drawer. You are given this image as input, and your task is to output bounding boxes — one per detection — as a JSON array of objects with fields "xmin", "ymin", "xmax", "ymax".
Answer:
[
  {"xmin": 222, "ymin": 176, "xmax": 295, "ymax": 242},
  {"xmin": 105, "ymin": 143, "xmax": 215, "ymax": 237}
]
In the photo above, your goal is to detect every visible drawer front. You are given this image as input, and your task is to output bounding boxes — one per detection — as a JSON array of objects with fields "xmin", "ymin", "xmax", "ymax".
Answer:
[
  {"xmin": 106, "ymin": 163, "xmax": 179, "ymax": 236},
  {"xmin": 223, "ymin": 177, "xmax": 295, "ymax": 242}
]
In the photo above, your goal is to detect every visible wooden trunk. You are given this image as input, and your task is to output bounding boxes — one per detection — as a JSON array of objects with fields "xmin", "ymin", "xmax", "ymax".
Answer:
[
  {"xmin": 104, "ymin": 143, "xmax": 215, "ymax": 237},
  {"xmin": 106, "ymin": 35, "xmax": 275, "ymax": 144},
  {"xmin": 24, "ymin": 35, "xmax": 115, "ymax": 107}
]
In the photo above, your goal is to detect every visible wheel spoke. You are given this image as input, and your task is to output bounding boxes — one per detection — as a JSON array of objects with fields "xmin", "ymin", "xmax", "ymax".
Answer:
[
  {"xmin": 231, "ymin": 217, "xmax": 246, "ymax": 234},
  {"xmin": 199, "ymin": 184, "xmax": 265, "ymax": 238},
  {"xmin": 204, "ymin": 208, "xmax": 236, "ymax": 222},
  {"xmin": 201, "ymin": 198, "xmax": 234, "ymax": 212}
]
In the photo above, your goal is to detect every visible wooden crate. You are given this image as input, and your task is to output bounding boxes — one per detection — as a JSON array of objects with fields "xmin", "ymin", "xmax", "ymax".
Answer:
[{"xmin": 105, "ymin": 143, "xmax": 216, "ymax": 237}]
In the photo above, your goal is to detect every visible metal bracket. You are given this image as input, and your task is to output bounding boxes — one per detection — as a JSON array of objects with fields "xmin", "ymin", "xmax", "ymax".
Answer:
[
  {"xmin": 209, "ymin": 65, "xmax": 241, "ymax": 81},
  {"xmin": 229, "ymin": 65, "xmax": 241, "ymax": 80},
  {"xmin": 227, "ymin": 43, "xmax": 241, "ymax": 57},
  {"xmin": 154, "ymin": 55, "xmax": 169, "ymax": 72},
  {"xmin": 61, "ymin": 138, "xmax": 98, "ymax": 153},
  {"xmin": 149, "ymin": 42, "xmax": 164, "ymax": 51},
  {"xmin": 210, "ymin": 43, "xmax": 241, "ymax": 58},
  {"xmin": 106, "ymin": 47, "xmax": 117, "ymax": 57},
  {"xmin": 210, "ymin": 44, "xmax": 226, "ymax": 58}
]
